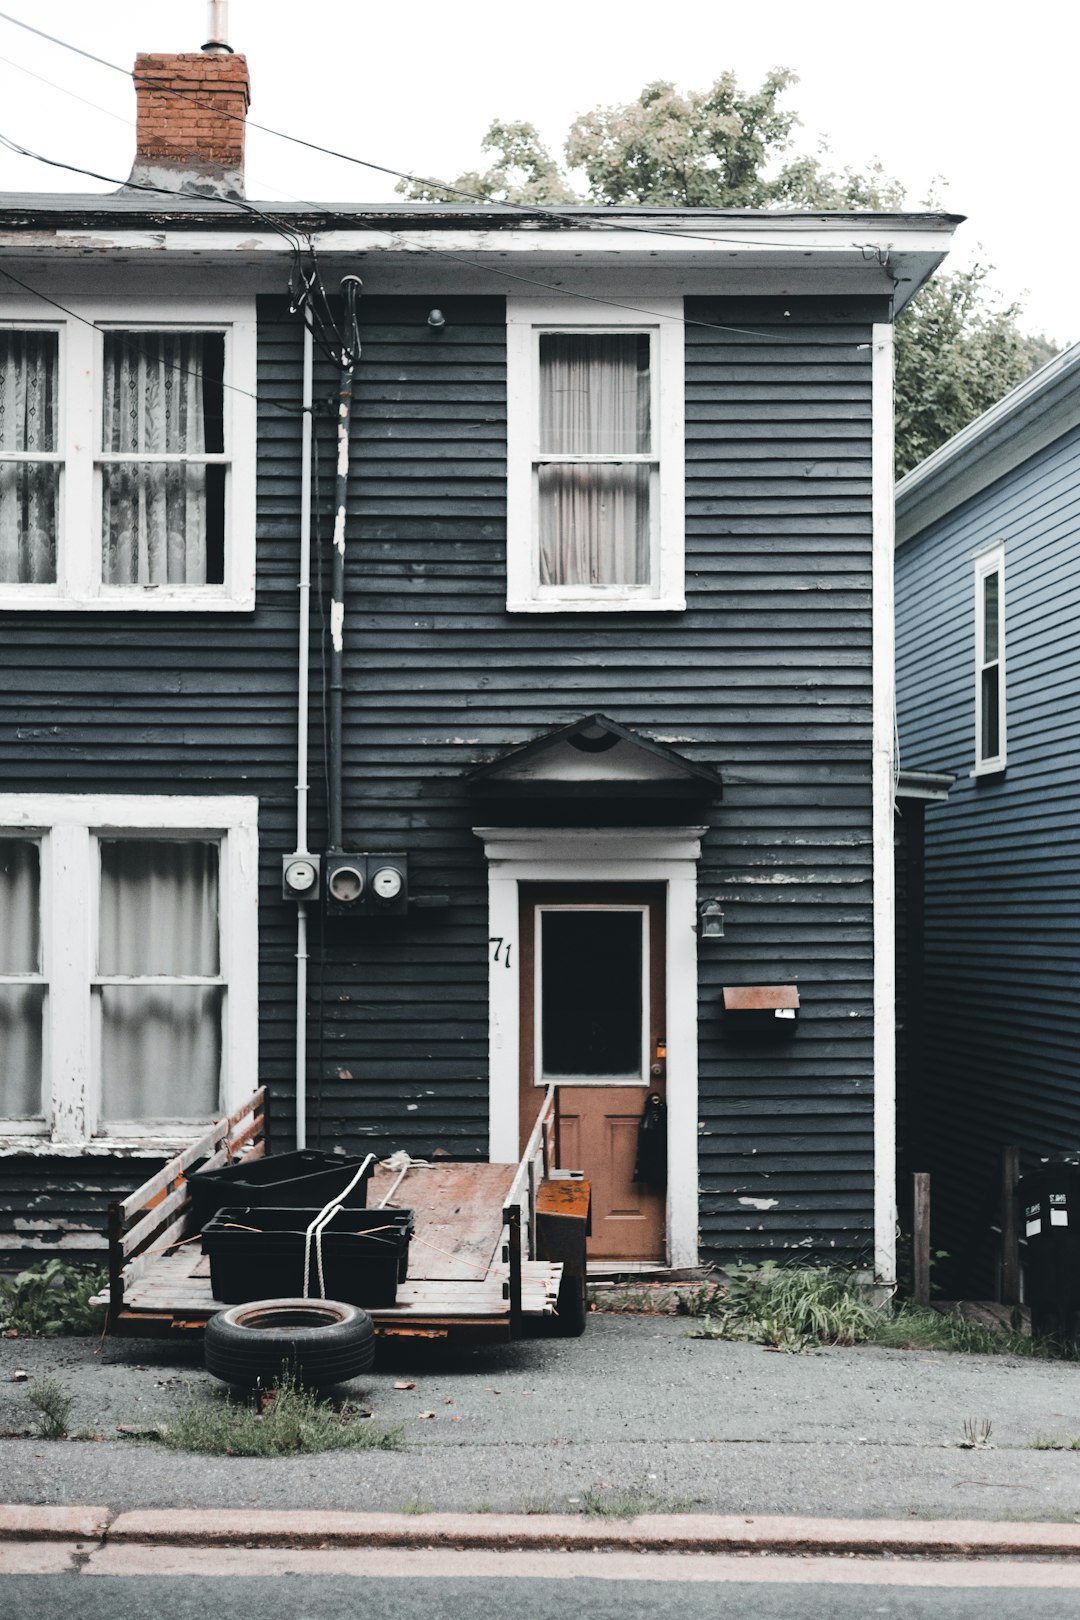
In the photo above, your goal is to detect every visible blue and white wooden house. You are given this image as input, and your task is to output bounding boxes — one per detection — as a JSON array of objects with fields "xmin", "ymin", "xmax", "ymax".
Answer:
[
  {"xmin": 895, "ymin": 341, "xmax": 1080, "ymax": 1289},
  {"xmin": 0, "ymin": 42, "xmax": 958, "ymax": 1282}
]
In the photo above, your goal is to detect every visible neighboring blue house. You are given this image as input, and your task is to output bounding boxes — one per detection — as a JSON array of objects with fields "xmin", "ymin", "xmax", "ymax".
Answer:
[
  {"xmin": 895, "ymin": 342, "xmax": 1080, "ymax": 1291},
  {"xmin": 0, "ymin": 36, "xmax": 961, "ymax": 1284}
]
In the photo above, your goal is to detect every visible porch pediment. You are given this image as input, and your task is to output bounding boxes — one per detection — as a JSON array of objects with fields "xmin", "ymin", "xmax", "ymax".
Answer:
[{"xmin": 466, "ymin": 715, "xmax": 722, "ymax": 801}]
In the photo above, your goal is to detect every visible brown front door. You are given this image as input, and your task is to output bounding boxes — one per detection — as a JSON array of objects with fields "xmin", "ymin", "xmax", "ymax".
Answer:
[{"xmin": 519, "ymin": 884, "xmax": 666, "ymax": 1262}]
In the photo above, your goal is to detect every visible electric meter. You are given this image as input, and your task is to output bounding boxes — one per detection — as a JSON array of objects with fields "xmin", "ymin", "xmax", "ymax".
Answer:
[
  {"xmin": 282, "ymin": 853, "xmax": 321, "ymax": 901},
  {"xmin": 372, "ymin": 865, "xmax": 404, "ymax": 902}
]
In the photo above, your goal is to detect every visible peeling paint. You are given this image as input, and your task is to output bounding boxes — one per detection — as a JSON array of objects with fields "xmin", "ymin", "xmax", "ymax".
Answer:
[
  {"xmin": 333, "ymin": 508, "xmax": 346, "ymax": 555},
  {"xmin": 330, "ymin": 600, "xmax": 344, "ymax": 653},
  {"xmin": 738, "ymin": 1197, "xmax": 779, "ymax": 1211}
]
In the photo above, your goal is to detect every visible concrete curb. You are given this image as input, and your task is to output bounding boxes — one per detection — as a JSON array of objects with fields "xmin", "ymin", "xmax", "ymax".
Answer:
[
  {"xmin": 0, "ymin": 1505, "xmax": 111, "ymax": 1541},
  {"xmin": 6, "ymin": 1505, "xmax": 1080, "ymax": 1557}
]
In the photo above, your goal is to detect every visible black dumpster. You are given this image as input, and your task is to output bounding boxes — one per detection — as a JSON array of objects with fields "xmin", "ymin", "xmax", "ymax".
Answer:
[{"xmin": 1018, "ymin": 1158, "xmax": 1080, "ymax": 1348}]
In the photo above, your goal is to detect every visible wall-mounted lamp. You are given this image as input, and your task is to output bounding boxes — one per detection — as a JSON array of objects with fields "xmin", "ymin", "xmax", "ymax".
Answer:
[
  {"xmin": 427, "ymin": 308, "xmax": 446, "ymax": 329},
  {"xmin": 698, "ymin": 898, "xmax": 725, "ymax": 939}
]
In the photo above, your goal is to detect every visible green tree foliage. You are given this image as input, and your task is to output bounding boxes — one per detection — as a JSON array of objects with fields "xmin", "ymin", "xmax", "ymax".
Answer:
[
  {"xmin": 398, "ymin": 70, "xmax": 1057, "ymax": 472},
  {"xmin": 894, "ymin": 265, "xmax": 1058, "ymax": 477}
]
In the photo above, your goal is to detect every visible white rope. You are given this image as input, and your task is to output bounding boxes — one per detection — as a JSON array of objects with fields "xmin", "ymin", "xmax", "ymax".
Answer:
[{"xmin": 301, "ymin": 1154, "xmax": 376, "ymax": 1299}]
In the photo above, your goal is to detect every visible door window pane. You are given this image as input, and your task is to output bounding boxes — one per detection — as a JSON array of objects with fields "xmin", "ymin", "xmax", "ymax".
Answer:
[
  {"xmin": 540, "ymin": 910, "xmax": 643, "ymax": 1079},
  {"xmin": 0, "ymin": 330, "xmax": 59, "ymax": 584}
]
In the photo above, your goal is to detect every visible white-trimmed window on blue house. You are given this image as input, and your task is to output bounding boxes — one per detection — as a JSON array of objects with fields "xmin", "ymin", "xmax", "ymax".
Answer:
[
  {"xmin": 506, "ymin": 299, "xmax": 685, "ymax": 612},
  {"xmin": 974, "ymin": 544, "xmax": 1006, "ymax": 774},
  {"xmin": 0, "ymin": 300, "xmax": 255, "ymax": 610},
  {"xmin": 0, "ymin": 796, "xmax": 258, "ymax": 1147}
]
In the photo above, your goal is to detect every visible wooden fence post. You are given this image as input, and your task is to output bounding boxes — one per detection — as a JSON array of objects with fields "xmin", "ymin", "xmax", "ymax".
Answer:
[
  {"xmin": 913, "ymin": 1172, "xmax": 931, "ymax": 1308},
  {"xmin": 1001, "ymin": 1146, "xmax": 1021, "ymax": 1306}
]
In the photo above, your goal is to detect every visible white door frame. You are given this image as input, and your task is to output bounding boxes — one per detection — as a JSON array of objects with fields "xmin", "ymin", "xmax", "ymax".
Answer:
[{"xmin": 473, "ymin": 825, "xmax": 705, "ymax": 1268}]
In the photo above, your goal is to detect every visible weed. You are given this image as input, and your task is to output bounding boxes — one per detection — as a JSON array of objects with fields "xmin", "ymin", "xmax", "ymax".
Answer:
[
  {"xmin": 685, "ymin": 1263, "xmax": 880, "ymax": 1352},
  {"xmin": 588, "ymin": 1285, "xmax": 679, "ymax": 1315},
  {"xmin": 875, "ymin": 1305, "xmax": 1042, "ymax": 1358},
  {"xmin": 139, "ymin": 1373, "xmax": 403, "ymax": 1458},
  {"xmin": 27, "ymin": 1377, "xmax": 75, "ymax": 1440},
  {"xmin": 579, "ymin": 1483, "xmax": 696, "ymax": 1519},
  {"xmin": 400, "ymin": 1496, "xmax": 435, "ymax": 1515},
  {"xmin": 1028, "ymin": 1435, "xmax": 1080, "ymax": 1451},
  {"xmin": 0, "ymin": 1260, "xmax": 107, "ymax": 1337},
  {"xmin": 959, "ymin": 1416, "xmax": 994, "ymax": 1449}
]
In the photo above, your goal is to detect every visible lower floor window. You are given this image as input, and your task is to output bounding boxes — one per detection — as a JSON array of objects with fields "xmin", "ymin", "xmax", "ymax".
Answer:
[{"xmin": 0, "ymin": 796, "xmax": 257, "ymax": 1144}]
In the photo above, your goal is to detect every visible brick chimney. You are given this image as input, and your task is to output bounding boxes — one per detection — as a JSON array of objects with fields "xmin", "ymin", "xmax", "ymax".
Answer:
[{"xmin": 128, "ymin": 51, "xmax": 251, "ymax": 199}]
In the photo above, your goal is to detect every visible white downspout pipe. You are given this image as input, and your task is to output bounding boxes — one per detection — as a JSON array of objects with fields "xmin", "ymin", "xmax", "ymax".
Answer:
[{"xmin": 295, "ymin": 309, "xmax": 314, "ymax": 1150}]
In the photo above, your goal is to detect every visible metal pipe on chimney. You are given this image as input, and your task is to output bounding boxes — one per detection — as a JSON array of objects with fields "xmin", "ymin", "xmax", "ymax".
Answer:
[{"xmin": 203, "ymin": 1, "xmax": 233, "ymax": 53}]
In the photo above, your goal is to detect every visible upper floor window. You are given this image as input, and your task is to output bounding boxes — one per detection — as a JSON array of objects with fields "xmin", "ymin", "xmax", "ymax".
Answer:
[
  {"xmin": 974, "ymin": 544, "xmax": 1006, "ymax": 773},
  {"xmin": 0, "ymin": 300, "xmax": 255, "ymax": 610},
  {"xmin": 506, "ymin": 299, "xmax": 684, "ymax": 612}
]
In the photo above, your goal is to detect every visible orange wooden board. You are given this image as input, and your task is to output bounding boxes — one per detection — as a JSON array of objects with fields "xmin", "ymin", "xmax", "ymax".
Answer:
[{"xmin": 368, "ymin": 1162, "xmax": 517, "ymax": 1282}]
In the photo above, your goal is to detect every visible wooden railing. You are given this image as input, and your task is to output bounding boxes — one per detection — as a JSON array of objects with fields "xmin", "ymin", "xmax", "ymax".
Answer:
[{"xmin": 107, "ymin": 1088, "xmax": 266, "ymax": 1325}]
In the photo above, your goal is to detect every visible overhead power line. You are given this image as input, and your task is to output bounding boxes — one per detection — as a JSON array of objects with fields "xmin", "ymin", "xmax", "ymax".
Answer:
[{"xmin": 0, "ymin": 7, "xmax": 906, "ymax": 258}]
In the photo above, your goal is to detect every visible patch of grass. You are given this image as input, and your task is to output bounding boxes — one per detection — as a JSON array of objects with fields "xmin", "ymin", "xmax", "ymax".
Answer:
[
  {"xmin": 1029, "ymin": 1435, "xmax": 1080, "ymax": 1451},
  {"xmin": 685, "ymin": 1263, "xmax": 879, "ymax": 1352},
  {"xmin": 399, "ymin": 1496, "xmax": 435, "ymax": 1515},
  {"xmin": 579, "ymin": 1483, "xmax": 697, "ymax": 1519},
  {"xmin": 139, "ymin": 1373, "xmax": 403, "ymax": 1458},
  {"xmin": 27, "ymin": 1377, "xmax": 75, "ymax": 1440},
  {"xmin": 873, "ymin": 1304, "xmax": 1044, "ymax": 1358},
  {"xmin": 587, "ymin": 1285, "xmax": 679, "ymax": 1315},
  {"xmin": 0, "ymin": 1259, "xmax": 107, "ymax": 1337},
  {"xmin": 682, "ymin": 1263, "xmax": 1069, "ymax": 1359}
]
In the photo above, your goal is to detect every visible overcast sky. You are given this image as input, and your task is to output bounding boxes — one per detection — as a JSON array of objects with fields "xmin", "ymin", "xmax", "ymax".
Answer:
[{"xmin": 0, "ymin": 0, "xmax": 1074, "ymax": 343}]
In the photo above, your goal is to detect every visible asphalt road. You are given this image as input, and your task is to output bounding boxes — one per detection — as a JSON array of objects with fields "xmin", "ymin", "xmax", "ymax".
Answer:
[
  {"xmin": 4, "ymin": 1572, "xmax": 1080, "ymax": 1620},
  {"xmin": 5, "ymin": 1316, "xmax": 1080, "ymax": 1518}
]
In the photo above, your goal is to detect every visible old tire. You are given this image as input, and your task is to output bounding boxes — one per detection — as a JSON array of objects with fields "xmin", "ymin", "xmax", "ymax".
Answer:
[{"xmin": 204, "ymin": 1298, "xmax": 376, "ymax": 1388}]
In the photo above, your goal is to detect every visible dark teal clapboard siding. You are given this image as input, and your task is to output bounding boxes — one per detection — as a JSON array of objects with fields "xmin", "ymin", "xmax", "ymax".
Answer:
[
  {"xmin": 895, "ymin": 423, "xmax": 1080, "ymax": 1291},
  {"xmin": 0, "ymin": 288, "xmax": 884, "ymax": 1267},
  {"xmin": 287, "ymin": 292, "xmax": 882, "ymax": 1264}
]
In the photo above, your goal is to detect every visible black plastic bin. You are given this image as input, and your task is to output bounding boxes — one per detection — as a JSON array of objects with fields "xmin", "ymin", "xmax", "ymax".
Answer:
[
  {"xmin": 1018, "ymin": 1158, "xmax": 1080, "ymax": 1348},
  {"xmin": 187, "ymin": 1150, "xmax": 374, "ymax": 1232},
  {"xmin": 203, "ymin": 1206, "xmax": 413, "ymax": 1307}
]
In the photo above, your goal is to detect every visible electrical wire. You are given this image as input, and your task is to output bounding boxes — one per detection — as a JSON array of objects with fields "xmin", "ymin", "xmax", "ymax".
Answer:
[
  {"xmin": 0, "ymin": 8, "xmax": 910, "ymax": 257},
  {"xmin": 0, "ymin": 261, "xmax": 308, "ymax": 418},
  {"xmin": 0, "ymin": 133, "xmax": 876, "ymax": 349},
  {"xmin": 0, "ymin": 48, "xmax": 132, "ymax": 124}
]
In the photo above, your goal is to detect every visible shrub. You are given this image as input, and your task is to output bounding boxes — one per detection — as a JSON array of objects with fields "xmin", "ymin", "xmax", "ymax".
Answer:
[{"xmin": 0, "ymin": 1259, "xmax": 107, "ymax": 1336}]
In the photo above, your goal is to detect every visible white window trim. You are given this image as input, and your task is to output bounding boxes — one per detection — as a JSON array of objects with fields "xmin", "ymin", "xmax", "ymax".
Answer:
[
  {"xmin": 533, "ymin": 903, "xmax": 650, "ymax": 1087},
  {"xmin": 0, "ymin": 298, "xmax": 256, "ymax": 612},
  {"xmin": 0, "ymin": 794, "xmax": 258, "ymax": 1150},
  {"xmin": 506, "ymin": 298, "xmax": 685, "ymax": 613},
  {"xmin": 973, "ymin": 543, "xmax": 1006, "ymax": 775}
]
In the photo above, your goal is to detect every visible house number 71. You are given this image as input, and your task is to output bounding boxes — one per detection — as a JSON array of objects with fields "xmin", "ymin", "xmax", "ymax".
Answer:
[{"xmin": 489, "ymin": 937, "xmax": 513, "ymax": 968}]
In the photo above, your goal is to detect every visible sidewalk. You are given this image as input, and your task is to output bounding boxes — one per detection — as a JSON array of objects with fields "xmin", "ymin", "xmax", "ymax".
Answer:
[{"xmin": 3, "ymin": 1315, "xmax": 1080, "ymax": 1522}]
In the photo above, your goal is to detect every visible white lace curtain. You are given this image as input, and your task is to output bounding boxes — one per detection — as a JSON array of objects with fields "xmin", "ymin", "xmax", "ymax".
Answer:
[
  {"xmin": 98, "ymin": 840, "xmax": 221, "ymax": 1122},
  {"xmin": 0, "ymin": 331, "xmax": 58, "ymax": 585},
  {"xmin": 538, "ymin": 333, "xmax": 652, "ymax": 587},
  {"xmin": 101, "ymin": 332, "xmax": 209, "ymax": 586},
  {"xmin": 0, "ymin": 839, "xmax": 43, "ymax": 1119}
]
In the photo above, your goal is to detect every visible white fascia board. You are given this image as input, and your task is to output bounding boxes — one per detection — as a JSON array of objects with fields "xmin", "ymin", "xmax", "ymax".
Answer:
[{"xmin": 896, "ymin": 339, "xmax": 1080, "ymax": 544}]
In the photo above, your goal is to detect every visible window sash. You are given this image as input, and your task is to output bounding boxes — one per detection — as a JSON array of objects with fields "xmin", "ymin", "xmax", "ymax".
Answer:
[
  {"xmin": 0, "ymin": 796, "xmax": 258, "ymax": 1145},
  {"xmin": 0, "ymin": 302, "xmax": 255, "ymax": 610},
  {"xmin": 974, "ymin": 548, "xmax": 1006, "ymax": 771},
  {"xmin": 506, "ymin": 299, "xmax": 684, "ymax": 613}
]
